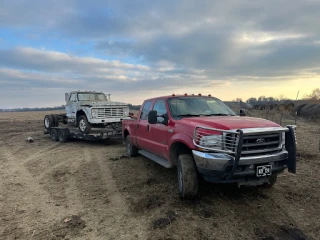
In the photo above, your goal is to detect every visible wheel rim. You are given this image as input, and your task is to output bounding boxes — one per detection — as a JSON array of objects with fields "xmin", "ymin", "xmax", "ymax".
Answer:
[
  {"xmin": 79, "ymin": 119, "xmax": 86, "ymax": 132},
  {"xmin": 45, "ymin": 118, "xmax": 50, "ymax": 128},
  {"xmin": 126, "ymin": 138, "xmax": 132, "ymax": 155}
]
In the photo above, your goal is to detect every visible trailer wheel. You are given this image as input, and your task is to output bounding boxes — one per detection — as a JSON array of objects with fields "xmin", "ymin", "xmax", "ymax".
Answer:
[
  {"xmin": 78, "ymin": 115, "xmax": 91, "ymax": 134},
  {"xmin": 58, "ymin": 129, "xmax": 67, "ymax": 143},
  {"xmin": 177, "ymin": 154, "xmax": 198, "ymax": 199},
  {"xmin": 50, "ymin": 128, "xmax": 58, "ymax": 141},
  {"xmin": 125, "ymin": 135, "xmax": 138, "ymax": 157},
  {"xmin": 44, "ymin": 115, "xmax": 55, "ymax": 130}
]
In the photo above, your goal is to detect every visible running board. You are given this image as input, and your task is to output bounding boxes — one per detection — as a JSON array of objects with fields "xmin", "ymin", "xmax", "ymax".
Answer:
[{"xmin": 138, "ymin": 150, "xmax": 173, "ymax": 168}]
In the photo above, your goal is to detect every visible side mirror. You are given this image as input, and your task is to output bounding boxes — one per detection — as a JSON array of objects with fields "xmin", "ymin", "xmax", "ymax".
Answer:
[
  {"xmin": 240, "ymin": 109, "xmax": 246, "ymax": 116},
  {"xmin": 65, "ymin": 93, "xmax": 70, "ymax": 102},
  {"xmin": 148, "ymin": 110, "xmax": 157, "ymax": 124}
]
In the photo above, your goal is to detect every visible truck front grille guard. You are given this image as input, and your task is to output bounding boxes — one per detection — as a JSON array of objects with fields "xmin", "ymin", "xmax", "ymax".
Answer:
[{"xmin": 193, "ymin": 126, "xmax": 296, "ymax": 180}]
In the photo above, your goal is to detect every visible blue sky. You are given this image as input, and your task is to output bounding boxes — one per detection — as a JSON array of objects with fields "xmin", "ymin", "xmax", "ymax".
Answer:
[{"xmin": 1, "ymin": 0, "xmax": 320, "ymax": 108}]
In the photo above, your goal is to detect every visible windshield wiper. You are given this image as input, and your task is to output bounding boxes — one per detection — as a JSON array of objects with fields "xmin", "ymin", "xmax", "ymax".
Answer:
[{"xmin": 175, "ymin": 114, "xmax": 202, "ymax": 118}]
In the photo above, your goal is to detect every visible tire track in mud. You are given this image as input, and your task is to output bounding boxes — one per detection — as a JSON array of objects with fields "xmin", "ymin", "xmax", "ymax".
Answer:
[
  {"xmin": 0, "ymin": 145, "xmax": 69, "ymax": 239},
  {"xmin": 70, "ymin": 145, "xmax": 148, "ymax": 239}
]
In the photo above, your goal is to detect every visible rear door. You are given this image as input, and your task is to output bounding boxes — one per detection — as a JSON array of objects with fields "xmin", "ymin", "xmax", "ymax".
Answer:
[{"xmin": 136, "ymin": 100, "xmax": 153, "ymax": 149}]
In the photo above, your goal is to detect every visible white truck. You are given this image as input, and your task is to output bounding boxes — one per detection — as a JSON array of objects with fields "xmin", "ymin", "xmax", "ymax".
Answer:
[{"xmin": 44, "ymin": 91, "xmax": 131, "ymax": 142}]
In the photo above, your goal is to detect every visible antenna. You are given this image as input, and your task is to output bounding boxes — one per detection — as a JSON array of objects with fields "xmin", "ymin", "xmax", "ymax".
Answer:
[{"xmin": 296, "ymin": 90, "xmax": 300, "ymax": 100}]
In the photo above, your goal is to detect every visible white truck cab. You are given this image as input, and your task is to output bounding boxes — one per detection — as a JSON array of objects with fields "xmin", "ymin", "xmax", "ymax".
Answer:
[{"xmin": 65, "ymin": 91, "xmax": 130, "ymax": 133}]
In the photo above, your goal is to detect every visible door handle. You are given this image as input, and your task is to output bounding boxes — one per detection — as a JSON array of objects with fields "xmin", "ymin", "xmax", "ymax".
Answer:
[{"xmin": 146, "ymin": 124, "xmax": 150, "ymax": 131}]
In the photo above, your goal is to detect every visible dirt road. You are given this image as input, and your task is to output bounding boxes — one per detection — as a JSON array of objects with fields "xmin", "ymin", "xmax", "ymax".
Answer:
[{"xmin": 0, "ymin": 111, "xmax": 319, "ymax": 240}]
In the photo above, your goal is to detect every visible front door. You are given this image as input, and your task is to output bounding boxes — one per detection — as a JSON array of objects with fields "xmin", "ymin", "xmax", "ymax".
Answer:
[
  {"xmin": 147, "ymin": 99, "xmax": 169, "ymax": 159},
  {"xmin": 65, "ymin": 93, "xmax": 78, "ymax": 125}
]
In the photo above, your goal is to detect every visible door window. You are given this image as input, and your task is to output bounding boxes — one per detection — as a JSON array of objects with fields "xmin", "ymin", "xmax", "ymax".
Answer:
[
  {"xmin": 152, "ymin": 100, "xmax": 167, "ymax": 122},
  {"xmin": 140, "ymin": 101, "xmax": 153, "ymax": 120},
  {"xmin": 69, "ymin": 94, "xmax": 77, "ymax": 102}
]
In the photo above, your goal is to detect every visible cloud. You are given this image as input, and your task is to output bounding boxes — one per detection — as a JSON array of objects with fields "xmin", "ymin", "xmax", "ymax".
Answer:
[{"xmin": 0, "ymin": 0, "xmax": 320, "ymax": 108}]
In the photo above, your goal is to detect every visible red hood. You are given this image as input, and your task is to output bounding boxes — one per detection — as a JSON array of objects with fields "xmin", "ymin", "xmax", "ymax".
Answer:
[{"xmin": 178, "ymin": 116, "xmax": 280, "ymax": 130}]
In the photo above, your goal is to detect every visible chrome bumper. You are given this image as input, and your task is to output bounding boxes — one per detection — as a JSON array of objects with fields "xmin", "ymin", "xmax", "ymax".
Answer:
[{"xmin": 192, "ymin": 150, "xmax": 288, "ymax": 172}]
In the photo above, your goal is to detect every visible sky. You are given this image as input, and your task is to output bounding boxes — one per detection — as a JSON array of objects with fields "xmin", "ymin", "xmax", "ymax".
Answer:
[{"xmin": 0, "ymin": 0, "xmax": 320, "ymax": 108}]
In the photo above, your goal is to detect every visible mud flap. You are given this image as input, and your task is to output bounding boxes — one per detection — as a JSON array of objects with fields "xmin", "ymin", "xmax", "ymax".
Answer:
[{"xmin": 285, "ymin": 126, "xmax": 296, "ymax": 174}]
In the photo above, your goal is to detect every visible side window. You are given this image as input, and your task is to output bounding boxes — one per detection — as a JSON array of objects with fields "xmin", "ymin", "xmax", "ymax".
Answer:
[
  {"xmin": 69, "ymin": 94, "xmax": 77, "ymax": 102},
  {"xmin": 152, "ymin": 100, "xmax": 167, "ymax": 122},
  {"xmin": 140, "ymin": 101, "xmax": 152, "ymax": 120}
]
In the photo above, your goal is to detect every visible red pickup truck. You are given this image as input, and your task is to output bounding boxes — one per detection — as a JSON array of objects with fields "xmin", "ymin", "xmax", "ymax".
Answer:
[{"xmin": 122, "ymin": 94, "xmax": 296, "ymax": 199}]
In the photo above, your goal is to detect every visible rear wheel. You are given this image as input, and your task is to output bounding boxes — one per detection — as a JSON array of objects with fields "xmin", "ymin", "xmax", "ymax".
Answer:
[
  {"xmin": 177, "ymin": 154, "xmax": 198, "ymax": 199},
  {"xmin": 78, "ymin": 115, "xmax": 91, "ymax": 134},
  {"xmin": 58, "ymin": 129, "xmax": 68, "ymax": 143},
  {"xmin": 50, "ymin": 128, "xmax": 58, "ymax": 141},
  {"xmin": 44, "ymin": 115, "xmax": 55, "ymax": 130},
  {"xmin": 125, "ymin": 135, "xmax": 138, "ymax": 157}
]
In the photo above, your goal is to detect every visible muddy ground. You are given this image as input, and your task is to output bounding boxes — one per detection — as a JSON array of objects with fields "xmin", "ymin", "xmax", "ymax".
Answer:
[{"xmin": 0, "ymin": 111, "xmax": 319, "ymax": 240}]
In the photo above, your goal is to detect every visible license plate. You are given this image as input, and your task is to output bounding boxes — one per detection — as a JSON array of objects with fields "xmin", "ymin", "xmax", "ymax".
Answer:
[{"xmin": 256, "ymin": 165, "xmax": 272, "ymax": 177}]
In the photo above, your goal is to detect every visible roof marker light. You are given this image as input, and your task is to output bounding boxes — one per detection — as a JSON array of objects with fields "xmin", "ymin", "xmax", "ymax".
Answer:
[
  {"xmin": 184, "ymin": 93, "xmax": 188, "ymax": 96},
  {"xmin": 172, "ymin": 93, "xmax": 175, "ymax": 96},
  {"xmin": 208, "ymin": 94, "xmax": 211, "ymax": 97},
  {"xmin": 198, "ymin": 93, "xmax": 202, "ymax": 96}
]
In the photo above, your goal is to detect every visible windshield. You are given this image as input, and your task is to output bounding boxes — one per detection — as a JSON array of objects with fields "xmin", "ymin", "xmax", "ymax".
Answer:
[
  {"xmin": 168, "ymin": 97, "xmax": 236, "ymax": 118},
  {"xmin": 77, "ymin": 93, "xmax": 108, "ymax": 101}
]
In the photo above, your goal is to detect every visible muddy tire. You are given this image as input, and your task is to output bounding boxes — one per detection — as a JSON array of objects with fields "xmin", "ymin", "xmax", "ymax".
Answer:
[
  {"xmin": 263, "ymin": 175, "xmax": 278, "ymax": 188},
  {"xmin": 125, "ymin": 135, "xmax": 138, "ymax": 157},
  {"xmin": 78, "ymin": 115, "xmax": 91, "ymax": 134},
  {"xmin": 177, "ymin": 154, "xmax": 198, "ymax": 199},
  {"xmin": 50, "ymin": 128, "xmax": 58, "ymax": 141},
  {"xmin": 44, "ymin": 115, "xmax": 55, "ymax": 130},
  {"xmin": 58, "ymin": 129, "xmax": 68, "ymax": 143}
]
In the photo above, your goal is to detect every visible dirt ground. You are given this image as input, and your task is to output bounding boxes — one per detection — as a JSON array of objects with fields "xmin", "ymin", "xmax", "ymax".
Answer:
[{"xmin": 0, "ymin": 111, "xmax": 319, "ymax": 240}]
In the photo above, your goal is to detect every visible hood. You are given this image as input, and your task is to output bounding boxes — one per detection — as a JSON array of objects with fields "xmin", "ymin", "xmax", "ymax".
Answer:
[
  {"xmin": 179, "ymin": 116, "xmax": 280, "ymax": 130},
  {"xmin": 80, "ymin": 101, "xmax": 128, "ymax": 107}
]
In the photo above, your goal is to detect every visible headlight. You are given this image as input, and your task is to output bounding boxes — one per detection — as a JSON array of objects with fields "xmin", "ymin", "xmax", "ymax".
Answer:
[
  {"xmin": 91, "ymin": 109, "xmax": 98, "ymax": 118},
  {"xmin": 123, "ymin": 107, "xmax": 129, "ymax": 116},
  {"xmin": 200, "ymin": 135, "xmax": 222, "ymax": 149}
]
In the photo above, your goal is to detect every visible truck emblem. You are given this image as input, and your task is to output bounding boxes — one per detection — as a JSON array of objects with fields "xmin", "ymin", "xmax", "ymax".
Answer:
[{"xmin": 256, "ymin": 138, "xmax": 265, "ymax": 143}]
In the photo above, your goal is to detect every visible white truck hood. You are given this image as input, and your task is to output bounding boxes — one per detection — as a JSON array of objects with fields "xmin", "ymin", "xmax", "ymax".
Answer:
[{"xmin": 80, "ymin": 101, "xmax": 128, "ymax": 107}]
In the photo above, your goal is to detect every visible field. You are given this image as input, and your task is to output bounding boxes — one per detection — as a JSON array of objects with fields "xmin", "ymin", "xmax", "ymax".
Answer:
[{"xmin": 0, "ymin": 111, "xmax": 319, "ymax": 240}]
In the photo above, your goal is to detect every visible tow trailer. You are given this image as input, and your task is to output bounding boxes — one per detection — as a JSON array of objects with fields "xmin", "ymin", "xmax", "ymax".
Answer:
[{"xmin": 44, "ymin": 114, "xmax": 123, "ymax": 143}]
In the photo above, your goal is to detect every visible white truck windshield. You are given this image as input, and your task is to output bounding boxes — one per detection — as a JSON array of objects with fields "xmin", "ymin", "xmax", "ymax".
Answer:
[{"xmin": 77, "ymin": 93, "xmax": 108, "ymax": 101}]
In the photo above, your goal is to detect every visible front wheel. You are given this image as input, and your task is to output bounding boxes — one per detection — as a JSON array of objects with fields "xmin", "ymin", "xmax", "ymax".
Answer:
[
  {"xmin": 177, "ymin": 154, "xmax": 198, "ymax": 199},
  {"xmin": 78, "ymin": 115, "xmax": 92, "ymax": 134},
  {"xmin": 125, "ymin": 135, "xmax": 138, "ymax": 157}
]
